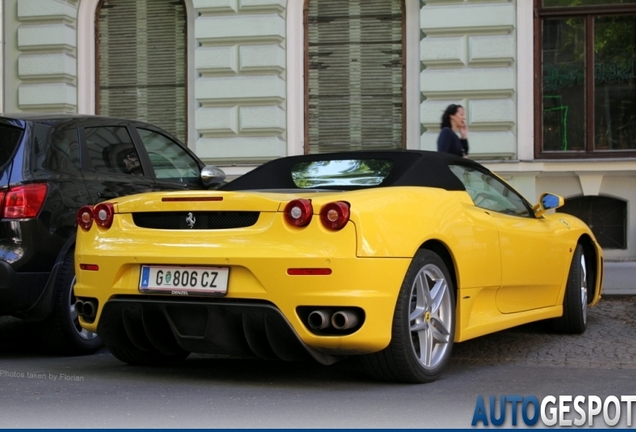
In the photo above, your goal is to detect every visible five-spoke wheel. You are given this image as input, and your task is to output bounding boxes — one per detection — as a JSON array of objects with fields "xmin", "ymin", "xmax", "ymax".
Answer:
[
  {"xmin": 362, "ymin": 250, "xmax": 455, "ymax": 383},
  {"xmin": 550, "ymin": 244, "xmax": 588, "ymax": 334}
]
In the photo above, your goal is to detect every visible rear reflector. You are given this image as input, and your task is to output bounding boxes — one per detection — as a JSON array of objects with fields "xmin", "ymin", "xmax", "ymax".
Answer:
[
  {"xmin": 79, "ymin": 264, "xmax": 99, "ymax": 271},
  {"xmin": 161, "ymin": 197, "xmax": 223, "ymax": 202},
  {"xmin": 287, "ymin": 268, "xmax": 332, "ymax": 276}
]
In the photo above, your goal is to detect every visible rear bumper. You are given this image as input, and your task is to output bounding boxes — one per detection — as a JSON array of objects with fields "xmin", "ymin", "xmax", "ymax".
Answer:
[
  {"xmin": 97, "ymin": 297, "xmax": 338, "ymax": 364},
  {"xmin": 76, "ymin": 255, "xmax": 411, "ymax": 355},
  {"xmin": 0, "ymin": 217, "xmax": 71, "ymax": 319},
  {"xmin": 75, "ymin": 215, "xmax": 412, "ymax": 355},
  {"xmin": 0, "ymin": 260, "xmax": 50, "ymax": 316}
]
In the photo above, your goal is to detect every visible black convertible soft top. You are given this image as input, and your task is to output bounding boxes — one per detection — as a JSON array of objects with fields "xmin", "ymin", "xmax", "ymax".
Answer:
[{"xmin": 221, "ymin": 150, "xmax": 487, "ymax": 192}]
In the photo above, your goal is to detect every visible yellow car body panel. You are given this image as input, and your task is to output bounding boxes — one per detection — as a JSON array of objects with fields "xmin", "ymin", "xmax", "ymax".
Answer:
[
  {"xmin": 75, "ymin": 186, "xmax": 602, "ymax": 355},
  {"xmin": 73, "ymin": 150, "xmax": 606, "ymax": 384},
  {"xmin": 76, "ymin": 190, "xmax": 412, "ymax": 354}
]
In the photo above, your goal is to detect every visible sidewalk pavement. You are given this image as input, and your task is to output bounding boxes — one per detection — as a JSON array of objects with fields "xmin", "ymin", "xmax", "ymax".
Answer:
[{"xmin": 602, "ymin": 261, "xmax": 636, "ymax": 296}]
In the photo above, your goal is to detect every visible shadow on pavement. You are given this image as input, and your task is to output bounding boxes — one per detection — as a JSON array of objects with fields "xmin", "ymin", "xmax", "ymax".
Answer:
[
  {"xmin": 0, "ymin": 316, "xmax": 50, "ymax": 355},
  {"xmin": 1, "ymin": 296, "xmax": 634, "ymax": 383}
]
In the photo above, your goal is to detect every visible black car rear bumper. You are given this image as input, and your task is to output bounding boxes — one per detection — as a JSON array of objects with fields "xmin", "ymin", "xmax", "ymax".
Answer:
[
  {"xmin": 96, "ymin": 297, "xmax": 339, "ymax": 365},
  {"xmin": 0, "ymin": 260, "xmax": 50, "ymax": 316}
]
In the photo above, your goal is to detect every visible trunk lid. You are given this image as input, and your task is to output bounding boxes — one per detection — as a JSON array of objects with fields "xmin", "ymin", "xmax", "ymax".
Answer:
[{"xmin": 112, "ymin": 189, "xmax": 346, "ymax": 214}]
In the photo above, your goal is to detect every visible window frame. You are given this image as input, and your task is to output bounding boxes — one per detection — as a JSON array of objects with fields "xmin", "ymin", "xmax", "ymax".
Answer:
[
  {"xmin": 136, "ymin": 127, "xmax": 202, "ymax": 185},
  {"xmin": 534, "ymin": 0, "xmax": 636, "ymax": 158},
  {"xmin": 94, "ymin": 0, "xmax": 189, "ymax": 144},
  {"xmin": 558, "ymin": 195, "xmax": 627, "ymax": 249},
  {"xmin": 48, "ymin": 128, "xmax": 82, "ymax": 174},
  {"xmin": 449, "ymin": 163, "xmax": 536, "ymax": 218},
  {"xmin": 82, "ymin": 126, "xmax": 145, "ymax": 176},
  {"xmin": 303, "ymin": 0, "xmax": 407, "ymax": 154}
]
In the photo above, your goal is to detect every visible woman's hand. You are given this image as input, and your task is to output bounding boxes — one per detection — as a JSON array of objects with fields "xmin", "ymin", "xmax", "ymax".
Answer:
[{"xmin": 459, "ymin": 122, "xmax": 468, "ymax": 139}]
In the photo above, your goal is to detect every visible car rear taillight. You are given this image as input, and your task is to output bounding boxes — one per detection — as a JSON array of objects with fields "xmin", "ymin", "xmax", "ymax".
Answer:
[
  {"xmin": 77, "ymin": 206, "xmax": 94, "ymax": 230},
  {"xmin": 320, "ymin": 201, "xmax": 350, "ymax": 230},
  {"xmin": 284, "ymin": 199, "xmax": 313, "ymax": 227},
  {"xmin": 2, "ymin": 184, "xmax": 48, "ymax": 218},
  {"xmin": 94, "ymin": 203, "xmax": 114, "ymax": 228},
  {"xmin": 0, "ymin": 190, "xmax": 5, "ymax": 217},
  {"xmin": 77, "ymin": 203, "xmax": 115, "ymax": 231}
]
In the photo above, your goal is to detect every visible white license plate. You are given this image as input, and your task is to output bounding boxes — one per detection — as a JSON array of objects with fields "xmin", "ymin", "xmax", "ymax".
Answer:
[{"xmin": 139, "ymin": 265, "xmax": 229, "ymax": 295}]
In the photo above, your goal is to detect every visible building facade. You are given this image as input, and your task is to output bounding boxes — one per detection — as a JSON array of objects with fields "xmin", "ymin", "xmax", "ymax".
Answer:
[{"xmin": 1, "ymin": 0, "xmax": 635, "ymax": 259}]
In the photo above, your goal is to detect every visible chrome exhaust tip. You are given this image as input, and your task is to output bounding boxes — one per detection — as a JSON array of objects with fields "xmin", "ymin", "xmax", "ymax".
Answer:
[
  {"xmin": 308, "ymin": 309, "xmax": 333, "ymax": 330},
  {"xmin": 81, "ymin": 300, "xmax": 97, "ymax": 320},
  {"xmin": 75, "ymin": 300, "xmax": 84, "ymax": 316},
  {"xmin": 331, "ymin": 310, "xmax": 359, "ymax": 330}
]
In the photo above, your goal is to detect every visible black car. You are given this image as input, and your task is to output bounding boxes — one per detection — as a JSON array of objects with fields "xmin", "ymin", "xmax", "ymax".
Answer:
[{"xmin": 0, "ymin": 114, "xmax": 225, "ymax": 355}]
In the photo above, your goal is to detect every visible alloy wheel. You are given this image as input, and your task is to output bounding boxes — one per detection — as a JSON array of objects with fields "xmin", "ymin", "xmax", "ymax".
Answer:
[
  {"xmin": 408, "ymin": 263, "xmax": 453, "ymax": 370},
  {"xmin": 579, "ymin": 254, "xmax": 588, "ymax": 325}
]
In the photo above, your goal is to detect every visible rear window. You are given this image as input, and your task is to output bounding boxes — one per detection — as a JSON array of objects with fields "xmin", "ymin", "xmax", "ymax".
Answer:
[
  {"xmin": 0, "ymin": 125, "xmax": 24, "ymax": 167},
  {"xmin": 291, "ymin": 159, "xmax": 393, "ymax": 188}
]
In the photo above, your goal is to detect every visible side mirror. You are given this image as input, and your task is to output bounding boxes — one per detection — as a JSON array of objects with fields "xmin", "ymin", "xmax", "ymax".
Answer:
[
  {"xmin": 200, "ymin": 165, "xmax": 226, "ymax": 188},
  {"xmin": 533, "ymin": 193, "xmax": 564, "ymax": 217}
]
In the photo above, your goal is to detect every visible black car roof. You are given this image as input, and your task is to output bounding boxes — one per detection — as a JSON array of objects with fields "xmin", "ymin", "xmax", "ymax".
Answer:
[
  {"xmin": 0, "ymin": 113, "xmax": 164, "ymax": 130},
  {"xmin": 222, "ymin": 150, "xmax": 487, "ymax": 192},
  {"xmin": 1, "ymin": 113, "xmax": 129, "ymax": 121}
]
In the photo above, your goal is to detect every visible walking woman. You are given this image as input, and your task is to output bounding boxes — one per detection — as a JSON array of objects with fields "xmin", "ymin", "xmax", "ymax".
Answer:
[{"xmin": 437, "ymin": 104, "xmax": 468, "ymax": 157}]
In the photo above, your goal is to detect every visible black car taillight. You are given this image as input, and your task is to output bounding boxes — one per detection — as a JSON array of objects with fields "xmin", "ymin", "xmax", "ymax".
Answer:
[{"xmin": 2, "ymin": 184, "xmax": 48, "ymax": 219}]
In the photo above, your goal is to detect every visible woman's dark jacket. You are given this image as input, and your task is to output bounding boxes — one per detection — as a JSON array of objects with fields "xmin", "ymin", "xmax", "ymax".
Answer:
[{"xmin": 437, "ymin": 127, "xmax": 468, "ymax": 157}]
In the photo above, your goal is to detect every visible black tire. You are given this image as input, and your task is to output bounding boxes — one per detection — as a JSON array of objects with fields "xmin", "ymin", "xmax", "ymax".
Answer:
[
  {"xmin": 550, "ymin": 244, "xmax": 588, "ymax": 334},
  {"xmin": 39, "ymin": 250, "xmax": 103, "ymax": 356},
  {"xmin": 108, "ymin": 344, "xmax": 190, "ymax": 367},
  {"xmin": 361, "ymin": 250, "xmax": 456, "ymax": 383}
]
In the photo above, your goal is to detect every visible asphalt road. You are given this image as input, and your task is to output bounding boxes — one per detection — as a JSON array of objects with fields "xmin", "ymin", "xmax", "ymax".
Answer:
[{"xmin": 0, "ymin": 296, "xmax": 634, "ymax": 428}]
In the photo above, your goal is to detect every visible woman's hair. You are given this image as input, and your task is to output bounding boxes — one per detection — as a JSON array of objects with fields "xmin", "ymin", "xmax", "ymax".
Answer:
[{"xmin": 440, "ymin": 104, "xmax": 463, "ymax": 129}]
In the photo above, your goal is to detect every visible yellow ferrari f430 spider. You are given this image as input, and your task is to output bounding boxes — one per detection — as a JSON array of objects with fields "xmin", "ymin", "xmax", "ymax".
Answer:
[{"xmin": 74, "ymin": 150, "xmax": 602, "ymax": 383}]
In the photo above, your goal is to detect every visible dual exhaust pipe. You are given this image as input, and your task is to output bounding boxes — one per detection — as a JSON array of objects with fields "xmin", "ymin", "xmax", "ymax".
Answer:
[
  {"xmin": 75, "ymin": 299, "xmax": 98, "ymax": 321},
  {"xmin": 307, "ymin": 309, "xmax": 360, "ymax": 331}
]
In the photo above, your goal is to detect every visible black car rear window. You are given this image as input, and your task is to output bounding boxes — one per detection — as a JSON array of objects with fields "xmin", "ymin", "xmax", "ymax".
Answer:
[{"xmin": 0, "ymin": 125, "xmax": 23, "ymax": 167}]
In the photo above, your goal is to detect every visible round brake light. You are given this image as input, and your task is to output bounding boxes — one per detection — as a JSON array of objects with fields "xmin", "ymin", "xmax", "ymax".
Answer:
[
  {"xmin": 320, "ymin": 201, "xmax": 350, "ymax": 230},
  {"xmin": 284, "ymin": 199, "xmax": 313, "ymax": 227},
  {"xmin": 94, "ymin": 203, "xmax": 115, "ymax": 228},
  {"xmin": 76, "ymin": 206, "xmax": 94, "ymax": 231}
]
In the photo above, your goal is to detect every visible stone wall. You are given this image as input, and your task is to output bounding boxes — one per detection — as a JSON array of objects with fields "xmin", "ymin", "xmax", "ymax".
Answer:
[{"xmin": 419, "ymin": 0, "xmax": 517, "ymax": 159}]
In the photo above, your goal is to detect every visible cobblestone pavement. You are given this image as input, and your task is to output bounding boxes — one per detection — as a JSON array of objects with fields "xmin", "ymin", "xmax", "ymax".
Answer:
[
  {"xmin": 1, "ymin": 297, "xmax": 634, "ymax": 371},
  {"xmin": 450, "ymin": 296, "xmax": 636, "ymax": 369}
]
